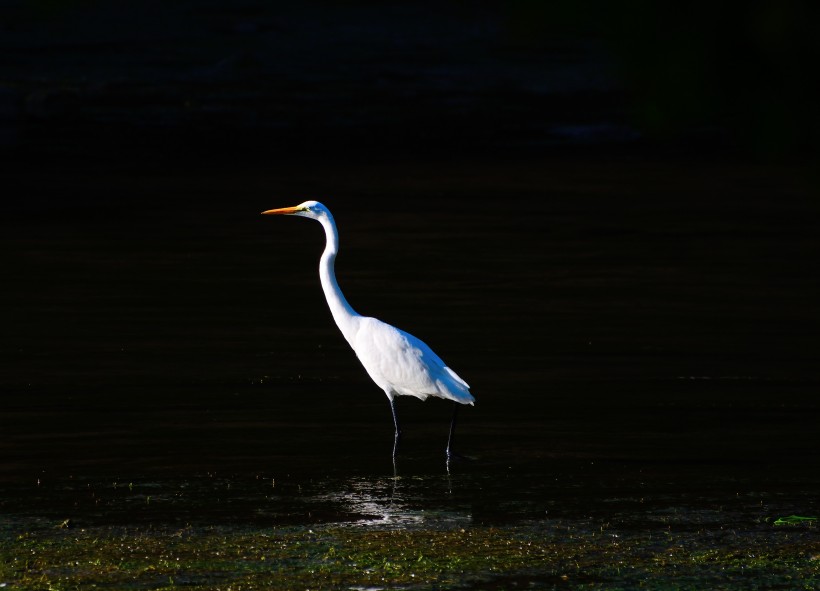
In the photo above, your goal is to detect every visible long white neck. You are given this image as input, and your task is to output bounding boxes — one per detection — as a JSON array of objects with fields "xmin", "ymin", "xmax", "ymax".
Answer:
[{"xmin": 317, "ymin": 213, "xmax": 360, "ymax": 345}]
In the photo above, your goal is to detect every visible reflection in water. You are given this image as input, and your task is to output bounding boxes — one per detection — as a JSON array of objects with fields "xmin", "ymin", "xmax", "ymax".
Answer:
[
  {"xmin": 319, "ymin": 477, "xmax": 421, "ymax": 528},
  {"xmin": 316, "ymin": 474, "xmax": 472, "ymax": 530}
]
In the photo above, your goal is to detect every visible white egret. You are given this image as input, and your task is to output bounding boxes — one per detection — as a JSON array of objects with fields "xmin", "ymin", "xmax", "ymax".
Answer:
[{"xmin": 262, "ymin": 201, "xmax": 474, "ymax": 458}]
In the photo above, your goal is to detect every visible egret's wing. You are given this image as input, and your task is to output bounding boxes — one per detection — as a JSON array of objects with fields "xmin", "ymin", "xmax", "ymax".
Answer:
[{"xmin": 353, "ymin": 317, "xmax": 473, "ymax": 404}]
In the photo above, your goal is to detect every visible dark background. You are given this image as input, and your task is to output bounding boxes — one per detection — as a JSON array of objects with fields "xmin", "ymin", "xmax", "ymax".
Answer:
[
  {"xmin": 2, "ymin": 1, "xmax": 818, "ymax": 163},
  {"xmin": 1, "ymin": 1, "xmax": 819, "ymax": 479}
]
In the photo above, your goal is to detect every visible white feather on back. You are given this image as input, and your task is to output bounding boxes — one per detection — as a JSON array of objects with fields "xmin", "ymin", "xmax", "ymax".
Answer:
[{"xmin": 352, "ymin": 316, "xmax": 474, "ymax": 404}]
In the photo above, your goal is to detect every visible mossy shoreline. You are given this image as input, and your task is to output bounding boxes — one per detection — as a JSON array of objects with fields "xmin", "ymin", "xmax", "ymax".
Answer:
[{"xmin": 3, "ymin": 518, "xmax": 817, "ymax": 590}]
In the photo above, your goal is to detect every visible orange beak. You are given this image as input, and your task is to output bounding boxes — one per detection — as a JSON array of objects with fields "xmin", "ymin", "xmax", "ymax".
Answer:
[{"xmin": 261, "ymin": 206, "xmax": 302, "ymax": 215}]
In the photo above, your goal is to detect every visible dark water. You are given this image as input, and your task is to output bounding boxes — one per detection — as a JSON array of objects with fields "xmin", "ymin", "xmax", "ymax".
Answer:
[{"xmin": 2, "ymin": 156, "xmax": 819, "ymax": 587}]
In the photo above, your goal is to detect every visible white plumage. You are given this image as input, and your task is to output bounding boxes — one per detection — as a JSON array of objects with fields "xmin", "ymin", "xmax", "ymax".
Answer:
[{"xmin": 353, "ymin": 316, "xmax": 473, "ymax": 404}]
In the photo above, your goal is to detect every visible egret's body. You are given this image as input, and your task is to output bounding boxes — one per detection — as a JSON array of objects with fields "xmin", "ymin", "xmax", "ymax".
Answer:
[{"xmin": 262, "ymin": 201, "xmax": 473, "ymax": 457}]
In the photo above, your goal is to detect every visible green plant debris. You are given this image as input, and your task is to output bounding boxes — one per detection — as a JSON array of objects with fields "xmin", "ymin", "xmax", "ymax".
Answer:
[
  {"xmin": 1, "ymin": 523, "xmax": 819, "ymax": 590},
  {"xmin": 774, "ymin": 515, "xmax": 818, "ymax": 526}
]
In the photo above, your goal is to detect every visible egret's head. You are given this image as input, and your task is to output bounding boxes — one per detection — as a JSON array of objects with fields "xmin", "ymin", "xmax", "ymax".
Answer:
[{"xmin": 261, "ymin": 200, "xmax": 328, "ymax": 220}]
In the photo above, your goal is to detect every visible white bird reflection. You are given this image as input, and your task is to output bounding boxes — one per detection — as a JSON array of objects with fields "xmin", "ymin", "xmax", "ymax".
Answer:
[{"xmin": 315, "ymin": 475, "xmax": 472, "ymax": 530}]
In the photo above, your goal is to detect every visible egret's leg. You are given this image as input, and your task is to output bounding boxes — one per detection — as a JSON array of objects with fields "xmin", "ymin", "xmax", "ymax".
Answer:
[
  {"xmin": 389, "ymin": 398, "xmax": 402, "ymax": 437},
  {"xmin": 389, "ymin": 397, "xmax": 401, "ymax": 457},
  {"xmin": 446, "ymin": 402, "xmax": 459, "ymax": 458}
]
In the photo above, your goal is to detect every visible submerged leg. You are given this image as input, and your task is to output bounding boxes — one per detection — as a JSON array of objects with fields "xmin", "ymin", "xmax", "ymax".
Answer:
[
  {"xmin": 389, "ymin": 397, "xmax": 402, "ymax": 457},
  {"xmin": 446, "ymin": 402, "xmax": 459, "ymax": 458}
]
